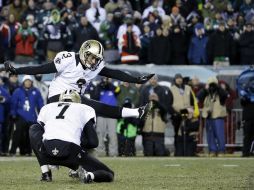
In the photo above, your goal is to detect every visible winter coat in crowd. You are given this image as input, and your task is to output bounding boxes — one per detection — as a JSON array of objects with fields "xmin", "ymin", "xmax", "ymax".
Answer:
[
  {"xmin": 11, "ymin": 85, "xmax": 43, "ymax": 123},
  {"xmin": 148, "ymin": 29, "xmax": 171, "ymax": 65},
  {"xmin": 206, "ymin": 28, "xmax": 236, "ymax": 65},
  {"xmin": 170, "ymin": 26, "xmax": 188, "ymax": 65},
  {"xmin": 238, "ymin": 28, "xmax": 254, "ymax": 65},
  {"xmin": 188, "ymin": 23, "xmax": 208, "ymax": 65}
]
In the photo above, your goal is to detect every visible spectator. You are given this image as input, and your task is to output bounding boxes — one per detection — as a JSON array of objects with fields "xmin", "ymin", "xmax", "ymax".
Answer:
[
  {"xmin": 174, "ymin": 102, "xmax": 200, "ymax": 156},
  {"xmin": 186, "ymin": 11, "xmax": 200, "ymax": 39},
  {"xmin": 14, "ymin": 19, "xmax": 36, "ymax": 63},
  {"xmin": 169, "ymin": 6, "xmax": 186, "ymax": 28},
  {"xmin": 169, "ymin": 73, "xmax": 195, "ymax": 156},
  {"xmin": 0, "ymin": 77, "xmax": 10, "ymax": 156},
  {"xmin": 240, "ymin": 87, "xmax": 254, "ymax": 157},
  {"xmin": 240, "ymin": 0, "xmax": 254, "ymax": 15},
  {"xmin": 204, "ymin": 17, "xmax": 215, "ymax": 36},
  {"xmin": 4, "ymin": 14, "xmax": 20, "ymax": 61},
  {"xmin": 1, "ymin": 73, "xmax": 19, "ymax": 155},
  {"xmin": 161, "ymin": 15, "xmax": 173, "ymax": 31},
  {"xmin": 86, "ymin": 0, "xmax": 106, "ymax": 32},
  {"xmin": 143, "ymin": 12, "xmax": 161, "ymax": 37},
  {"xmin": 34, "ymin": 1, "xmax": 54, "ymax": 63},
  {"xmin": 211, "ymin": 11, "xmax": 224, "ymax": 30},
  {"xmin": 95, "ymin": 77, "xmax": 120, "ymax": 157},
  {"xmin": 3, "ymin": 73, "xmax": 19, "ymax": 95},
  {"xmin": 221, "ymin": 2, "xmax": 238, "ymax": 21},
  {"xmin": 139, "ymin": 75, "xmax": 169, "ymax": 156},
  {"xmin": 170, "ymin": 25, "xmax": 188, "ymax": 65},
  {"xmin": 236, "ymin": 13, "xmax": 245, "ymax": 32},
  {"xmin": 0, "ymin": 7, "xmax": 10, "ymax": 22},
  {"xmin": 26, "ymin": 14, "xmax": 39, "ymax": 39},
  {"xmin": 8, "ymin": 0, "xmax": 27, "ymax": 22},
  {"xmin": 226, "ymin": 18, "xmax": 240, "ymax": 41},
  {"xmin": 188, "ymin": 23, "xmax": 208, "ymax": 65},
  {"xmin": 76, "ymin": 0, "xmax": 90, "ymax": 17},
  {"xmin": 60, "ymin": 0, "xmax": 78, "ymax": 50},
  {"xmin": 118, "ymin": 23, "xmax": 141, "ymax": 64},
  {"xmin": 198, "ymin": 77, "xmax": 228, "ymax": 157},
  {"xmin": 117, "ymin": 98, "xmax": 138, "ymax": 156},
  {"xmin": 117, "ymin": 82, "xmax": 139, "ymax": 107},
  {"xmin": 202, "ymin": 0, "xmax": 216, "ymax": 20},
  {"xmin": 148, "ymin": 27, "xmax": 171, "ymax": 65},
  {"xmin": 207, "ymin": 21, "xmax": 236, "ymax": 65},
  {"xmin": 21, "ymin": 0, "xmax": 37, "ymax": 21},
  {"xmin": 139, "ymin": 23, "xmax": 152, "ymax": 64},
  {"xmin": 142, "ymin": 0, "xmax": 165, "ymax": 19},
  {"xmin": 104, "ymin": 0, "xmax": 118, "ymax": 13},
  {"xmin": 219, "ymin": 80, "xmax": 237, "ymax": 149},
  {"xmin": 238, "ymin": 22, "xmax": 254, "ymax": 65},
  {"xmin": 9, "ymin": 75, "xmax": 44, "ymax": 156},
  {"xmin": 117, "ymin": 0, "xmax": 133, "ymax": 16},
  {"xmin": 190, "ymin": 76, "xmax": 204, "ymax": 108},
  {"xmin": 73, "ymin": 15, "xmax": 99, "ymax": 52},
  {"xmin": 176, "ymin": 0, "xmax": 198, "ymax": 18},
  {"xmin": 99, "ymin": 13, "xmax": 117, "ymax": 47},
  {"xmin": 213, "ymin": 0, "xmax": 229, "ymax": 13},
  {"xmin": 116, "ymin": 14, "xmax": 141, "ymax": 41},
  {"xmin": 43, "ymin": 9, "xmax": 68, "ymax": 61}
]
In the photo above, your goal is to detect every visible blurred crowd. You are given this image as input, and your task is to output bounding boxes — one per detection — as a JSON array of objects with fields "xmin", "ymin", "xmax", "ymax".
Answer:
[{"xmin": 1, "ymin": 0, "xmax": 254, "ymax": 65}]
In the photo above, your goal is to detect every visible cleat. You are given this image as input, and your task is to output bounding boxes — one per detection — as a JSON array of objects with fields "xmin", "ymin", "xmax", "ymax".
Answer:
[
  {"xmin": 138, "ymin": 102, "xmax": 152, "ymax": 121},
  {"xmin": 68, "ymin": 169, "xmax": 79, "ymax": 178},
  {"xmin": 40, "ymin": 170, "xmax": 52, "ymax": 182},
  {"xmin": 78, "ymin": 168, "xmax": 93, "ymax": 184}
]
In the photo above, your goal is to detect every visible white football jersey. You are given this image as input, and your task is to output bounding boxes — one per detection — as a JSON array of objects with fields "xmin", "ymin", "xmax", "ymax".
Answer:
[
  {"xmin": 48, "ymin": 51, "xmax": 105, "ymax": 98},
  {"xmin": 37, "ymin": 102, "xmax": 96, "ymax": 146}
]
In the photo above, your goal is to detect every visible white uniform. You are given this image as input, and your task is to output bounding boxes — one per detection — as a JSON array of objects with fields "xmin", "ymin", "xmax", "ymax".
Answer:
[
  {"xmin": 48, "ymin": 51, "xmax": 105, "ymax": 98},
  {"xmin": 37, "ymin": 102, "xmax": 96, "ymax": 146}
]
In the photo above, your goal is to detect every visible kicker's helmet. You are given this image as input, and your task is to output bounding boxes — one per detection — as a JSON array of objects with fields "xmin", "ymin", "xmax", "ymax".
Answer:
[
  {"xmin": 59, "ymin": 90, "xmax": 81, "ymax": 103},
  {"xmin": 79, "ymin": 40, "xmax": 104, "ymax": 71}
]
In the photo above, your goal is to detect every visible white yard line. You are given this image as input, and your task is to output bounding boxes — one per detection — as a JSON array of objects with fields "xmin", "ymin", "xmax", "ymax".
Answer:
[
  {"xmin": 223, "ymin": 164, "xmax": 239, "ymax": 167},
  {"xmin": 164, "ymin": 164, "xmax": 181, "ymax": 167}
]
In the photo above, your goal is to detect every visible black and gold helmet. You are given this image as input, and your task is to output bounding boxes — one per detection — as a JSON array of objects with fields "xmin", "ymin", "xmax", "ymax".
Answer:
[
  {"xmin": 59, "ymin": 90, "xmax": 81, "ymax": 103},
  {"xmin": 79, "ymin": 40, "xmax": 104, "ymax": 71}
]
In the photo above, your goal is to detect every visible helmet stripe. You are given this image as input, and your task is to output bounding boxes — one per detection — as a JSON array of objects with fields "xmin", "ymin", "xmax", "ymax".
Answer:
[{"xmin": 98, "ymin": 42, "xmax": 101, "ymax": 55}]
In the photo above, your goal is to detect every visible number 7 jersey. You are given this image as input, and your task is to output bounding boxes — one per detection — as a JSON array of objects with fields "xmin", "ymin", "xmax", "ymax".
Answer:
[
  {"xmin": 37, "ymin": 102, "xmax": 96, "ymax": 146},
  {"xmin": 49, "ymin": 51, "xmax": 105, "ymax": 98}
]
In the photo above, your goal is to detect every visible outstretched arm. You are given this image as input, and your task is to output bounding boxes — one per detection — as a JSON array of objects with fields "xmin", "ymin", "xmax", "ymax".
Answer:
[
  {"xmin": 4, "ymin": 61, "xmax": 57, "ymax": 75},
  {"xmin": 99, "ymin": 67, "xmax": 155, "ymax": 84}
]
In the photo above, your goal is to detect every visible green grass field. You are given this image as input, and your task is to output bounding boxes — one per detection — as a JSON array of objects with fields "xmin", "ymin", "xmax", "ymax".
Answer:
[{"xmin": 0, "ymin": 157, "xmax": 253, "ymax": 190}]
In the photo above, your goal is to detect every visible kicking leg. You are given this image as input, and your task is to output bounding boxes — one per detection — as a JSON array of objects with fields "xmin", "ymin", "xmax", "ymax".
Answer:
[
  {"xmin": 79, "ymin": 152, "xmax": 114, "ymax": 183},
  {"xmin": 81, "ymin": 96, "xmax": 151, "ymax": 120}
]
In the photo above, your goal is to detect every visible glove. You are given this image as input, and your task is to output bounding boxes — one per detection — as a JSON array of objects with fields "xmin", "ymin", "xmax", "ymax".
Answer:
[
  {"xmin": 137, "ymin": 74, "xmax": 155, "ymax": 84},
  {"xmin": 0, "ymin": 96, "xmax": 5, "ymax": 103},
  {"xmin": 4, "ymin": 61, "xmax": 17, "ymax": 75}
]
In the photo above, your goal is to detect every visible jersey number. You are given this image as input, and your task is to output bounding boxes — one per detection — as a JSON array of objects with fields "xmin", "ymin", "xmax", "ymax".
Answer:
[
  {"xmin": 62, "ymin": 53, "xmax": 72, "ymax": 59},
  {"xmin": 56, "ymin": 103, "xmax": 70, "ymax": 119}
]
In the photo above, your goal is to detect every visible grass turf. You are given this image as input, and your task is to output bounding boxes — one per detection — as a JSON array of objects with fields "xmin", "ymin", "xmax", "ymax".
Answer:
[{"xmin": 0, "ymin": 157, "xmax": 253, "ymax": 190}]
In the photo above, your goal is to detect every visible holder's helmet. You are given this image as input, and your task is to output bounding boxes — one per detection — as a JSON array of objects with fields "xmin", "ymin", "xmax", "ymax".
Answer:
[{"xmin": 59, "ymin": 90, "xmax": 81, "ymax": 103}]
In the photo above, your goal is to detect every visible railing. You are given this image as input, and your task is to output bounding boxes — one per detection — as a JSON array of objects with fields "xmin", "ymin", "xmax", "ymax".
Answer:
[{"xmin": 197, "ymin": 109, "xmax": 243, "ymax": 148}]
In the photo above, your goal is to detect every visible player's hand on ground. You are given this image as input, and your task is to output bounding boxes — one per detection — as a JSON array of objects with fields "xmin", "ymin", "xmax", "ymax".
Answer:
[
  {"xmin": 4, "ymin": 61, "xmax": 17, "ymax": 74},
  {"xmin": 138, "ymin": 74, "xmax": 155, "ymax": 84}
]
